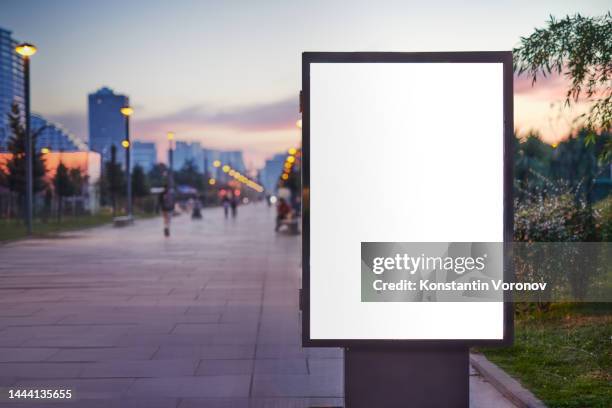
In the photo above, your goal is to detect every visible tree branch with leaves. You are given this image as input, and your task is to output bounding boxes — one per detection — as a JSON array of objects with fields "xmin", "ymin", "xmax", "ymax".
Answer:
[{"xmin": 513, "ymin": 13, "xmax": 612, "ymax": 160}]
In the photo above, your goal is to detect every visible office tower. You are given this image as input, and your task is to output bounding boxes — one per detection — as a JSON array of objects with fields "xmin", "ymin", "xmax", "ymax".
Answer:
[
  {"xmin": 220, "ymin": 150, "xmax": 246, "ymax": 173},
  {"xmin": 0, "ymin": 27, "xmax": 24, "ymax": 150},
  {"xmin": 88, "ymin": 87, "xmax": 129, "ymax": 165},
  {"xmin": 131, "ymin": 141, "xmax": 157, "ymax": 171},
  {"xmin": 260, "ymin": 153, "xmax": 286, "ymax": 192},
  {"xmin": 32, "ymin": 114, "xmax": 87, "ymax": 152},
  {"xmin": 173, "ymin": 141, "xmax": 204, "ymax": 172}
]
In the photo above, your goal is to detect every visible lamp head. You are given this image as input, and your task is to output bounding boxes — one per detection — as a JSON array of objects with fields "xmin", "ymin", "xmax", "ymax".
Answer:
[
  {"xmin": 120, "ymin": 106, "xmax": 134, "ymax": 116},
  {"xmin": 15, "ymin": 43, "xmax": 37, "ymax": 57}
]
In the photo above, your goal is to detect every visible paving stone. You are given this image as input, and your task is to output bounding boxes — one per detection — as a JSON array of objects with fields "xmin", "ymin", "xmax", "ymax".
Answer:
[
  {"xmin": 308, "ymin": 358, "xmax": 343, "ymax": 376},
  {"xmin": 48, "ymin": 346, "xmax": 158, "ymax": 362},
  {"xmin": 195, "ymin": 359, "xmax": 253, "ymax": 376},
  {"xmin": 252, "ymin": 373, "xmax": 343, "ymax": 398},
  {"xmin": 0, "ymin": 362, "xmax": 83, "ymax": 378},
  {"xmin": 127, "ymin": 375, "xmax": 251, "ymax": 398},
  {"xmin": 254, "ymin": 358, "xmax": 308, "ymax": 374},
  {"xmin": 0, "ymin": 347, "xmax": 60, "ymax": 362},
  {"xmin": 256, "ymin": 344, "xmax": 308, "ymax": 360},
  {"xmin": 78, "ymin": 359, "xmax": 197, "ymax": 378}
]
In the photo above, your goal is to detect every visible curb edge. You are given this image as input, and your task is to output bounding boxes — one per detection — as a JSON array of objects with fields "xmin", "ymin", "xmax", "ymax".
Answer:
[{"xmin": 470, "ymin": 353, "xmax": 547, "ymax": 408}]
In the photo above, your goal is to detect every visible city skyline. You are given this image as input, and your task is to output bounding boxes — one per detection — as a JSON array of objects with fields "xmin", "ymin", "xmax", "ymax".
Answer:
[{"xmin": 0, "ymin": 0, "xmax": 608, "ymax": 168}]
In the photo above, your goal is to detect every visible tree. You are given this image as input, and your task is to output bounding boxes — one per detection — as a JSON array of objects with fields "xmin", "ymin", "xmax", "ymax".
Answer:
[
  {"xmin": 53, "ymin": 162, "xmax": 74, "ymax": 221},
  {"xmin": 99, "ymin": 149, "xmax": 124, "ymax": 215},
  {"xmin": 514, "ymin": 133, "xmax": 553, "ymax": 201},
  {"xmin": 148, "ymin": 163, "xmax": 168, "ymax": 187},
  {"xmin": 69, "ymin": 168, "xmax": 84, "ymax": 196},
  {"xmin": 176, "ymin": 159, "xmax": 204, "ymax": 190},
  {"xmin": 513, "ymin": 13, "xmax": 612, "ymax": 159},
  {"xmin": 0, "ymin": 166, "xmax": 7, "ymax": 189},
  {"xmin": 69, "ymin": 168, "xmax": 85, "ymax": 216},
  {"xmin": 131, "ymin": 164, "xmax": 149, "ymax": 197},
  {"xmin": 5, "ymin": 102, "xmax": 47, "ymax": 208}
]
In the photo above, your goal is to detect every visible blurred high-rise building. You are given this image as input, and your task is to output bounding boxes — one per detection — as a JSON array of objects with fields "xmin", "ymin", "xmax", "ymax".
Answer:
[
  {"xmin": 32, "ymin": 114, "xmax": 88, "ymax": 152},
  {"xmin": 88, "ymin": 87, "xmax": 129, "ymax": 165},
  {"xmin": 172, "ymin": 141, "xmax": 245, "ymax": 178},
  {"xmin": 202, "ymin": 148, "xmax": 222, "ymax": 176},
  {"xmin": 0, "ymin": 27, "xmax": 24, "ymax": 151},
  {"xmin": 174, "ymin": 141, "xmax": 204, "ymax": 172},
  {"xmin": 220, "ymin": 150, "xmax": 246, "ymax": 173},
  {"xmin": 260, "ymin": 153, "xmax": 286, "ymax": 192},
  {"xmin": 131, "ymin": 141, "xmax": 157, "ymax": 171}
]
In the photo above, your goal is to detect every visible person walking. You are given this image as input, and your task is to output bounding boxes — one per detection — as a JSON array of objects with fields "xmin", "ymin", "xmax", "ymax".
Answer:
[
  {"xmin": 222, "ymin": 193, "xmax": 231, "ymax": 219},
  {"xmin": 230, "ymin": 194, "xmax": 238, "ymax": 218},
  {"xmin": 159, "ymin": 184, "xmax": 175, "ymax": 237}
]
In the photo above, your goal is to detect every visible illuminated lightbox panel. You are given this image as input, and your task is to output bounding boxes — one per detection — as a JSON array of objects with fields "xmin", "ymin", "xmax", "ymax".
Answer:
[{"xmin": 302, "ymin": 52, "xmax": 513, "ymax": 346}]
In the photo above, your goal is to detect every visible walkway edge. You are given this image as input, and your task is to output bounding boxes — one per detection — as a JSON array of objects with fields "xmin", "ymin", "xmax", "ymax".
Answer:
[{"xmin": 470, "ymin": 353, "xmax": 547, "ymax": 408}]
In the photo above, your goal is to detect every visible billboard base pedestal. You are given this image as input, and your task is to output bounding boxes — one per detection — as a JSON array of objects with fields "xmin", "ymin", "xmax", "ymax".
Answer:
[{"xmin": 344, "ymin": 346, "xmax": 469, "ymax": 408}]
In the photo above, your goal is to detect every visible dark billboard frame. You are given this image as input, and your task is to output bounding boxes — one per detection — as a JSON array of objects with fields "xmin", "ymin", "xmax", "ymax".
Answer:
[{"xmin": 301, "ymin": 51, "xmax": 514, "ymax": 348}]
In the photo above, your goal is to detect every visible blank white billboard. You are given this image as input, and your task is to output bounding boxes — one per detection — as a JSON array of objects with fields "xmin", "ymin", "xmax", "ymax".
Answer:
[{"xmin": 305, "ymin": 55, "xmax": 510, "ymax": 342}]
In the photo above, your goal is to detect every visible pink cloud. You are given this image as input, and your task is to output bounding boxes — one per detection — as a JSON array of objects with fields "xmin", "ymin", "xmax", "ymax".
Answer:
[
  {"xmin": 514, "ymin": 72, "xmax": 569, "ymax": 101},
  {"xmin": 134, "ymin": 96, "xmax": 298, "ymax": 136}
]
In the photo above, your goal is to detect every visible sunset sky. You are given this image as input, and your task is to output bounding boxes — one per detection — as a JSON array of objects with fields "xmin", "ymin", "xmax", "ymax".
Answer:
[{"xmin": 0, "ymin": 0, "xmax": 608, "ymax": 168}]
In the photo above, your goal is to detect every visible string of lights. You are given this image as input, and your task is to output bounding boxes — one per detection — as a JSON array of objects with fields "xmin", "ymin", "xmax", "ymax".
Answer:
[{"xmin": 211, "ymin": 160, "xmax": 264, "ymax": 193}]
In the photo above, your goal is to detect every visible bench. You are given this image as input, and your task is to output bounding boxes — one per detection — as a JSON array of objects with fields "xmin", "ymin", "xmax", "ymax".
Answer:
[
  {"xmin": 113, "ymin": 215, "xmax": 134, "ymax": 227},
  {"xmin": 278, "ymin": 217, "xmax": 299, "ymax": 234}
]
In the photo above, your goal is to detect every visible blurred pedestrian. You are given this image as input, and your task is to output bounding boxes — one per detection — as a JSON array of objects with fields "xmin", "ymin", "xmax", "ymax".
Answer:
[
  {"xmin": 159, "ymin": 184, "xmax": 175, "ymax": 237},
  {"xmin": 191, "ymin": 196, "xmax": 202, "ymax": 219},
  {"xmin": 275, "ymin": 197, "xmax": 291, "ymax": 231},
  {"xmin": 230, "ymin": 194, "xmax": 238, "ymax": 218},
  {"xmin": 222, "ymin": 193, "xmax": 231, "ymax": 219}
]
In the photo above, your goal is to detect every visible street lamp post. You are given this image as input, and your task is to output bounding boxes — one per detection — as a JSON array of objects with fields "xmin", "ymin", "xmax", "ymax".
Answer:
[
  {"xmin": 15, "ymin": 43, "xmax": 37, "ymax": 235},
  {"xmin": 167, "ymin": 132, "xmax": 174, "ymax": 187},
  {"xmin": 120, "ymin": 106, "xmax": 133, "ymax": 217},
  {"xmin": 110, "ymin": 145, "xmax": 117, "ymax": 217}
]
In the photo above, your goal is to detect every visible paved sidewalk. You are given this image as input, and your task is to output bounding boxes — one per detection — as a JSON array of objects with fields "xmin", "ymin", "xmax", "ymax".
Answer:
[{"xmin": 0, "ymin": 203, "xmax": 515, "ymax": 407}]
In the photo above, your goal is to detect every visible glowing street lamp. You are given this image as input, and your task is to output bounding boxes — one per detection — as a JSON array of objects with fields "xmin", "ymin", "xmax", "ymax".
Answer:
[
  {"xmin": 16, "ymin": 43, "xmax": 37, "ymax": 57},
  {"xmin": 288, "ymin": 147, "xmax": 297, "ymax": 155},
  {"xmin": 120, "ymin": 105, "xmax": 133, "ymax": 217},
  {"xmin": 41, "ymin": 147, "xmax": 51, "ymax": 155},
  {"xmin": 213, "ymin": 160, "xmax": 221, "ymax": 168},
  {"xmin": 15, "ymin": 42, "xmax": 37, "ymax": 235},
  {"xmin": 222, "ymin": 165, "xmax": 230, "ymax": 173}
]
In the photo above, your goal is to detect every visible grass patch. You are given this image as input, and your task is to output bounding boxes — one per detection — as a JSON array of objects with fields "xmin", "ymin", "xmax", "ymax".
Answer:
[
  {"xmin": 479, "ymin": 303, "xmax": 611, "ymax": 408},
  {"xmin": 0, "ymin": 211, "xmax": 156, "ymax": 242}
]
